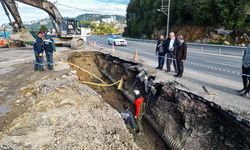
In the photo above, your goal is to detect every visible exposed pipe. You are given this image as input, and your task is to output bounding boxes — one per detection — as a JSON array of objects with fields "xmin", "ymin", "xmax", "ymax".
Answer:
[{"xmin": 100, "ymin": 69, "xmax": 184, "ymax": 150}]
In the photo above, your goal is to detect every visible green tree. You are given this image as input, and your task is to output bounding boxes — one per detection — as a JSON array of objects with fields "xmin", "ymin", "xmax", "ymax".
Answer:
[
  {"xmin": 125, "ymin": 0, "xmax": 249, "ymax": 39},
  {"xmin": 39, "ymin": 25, "xmax": 48, "ymax": 32}
]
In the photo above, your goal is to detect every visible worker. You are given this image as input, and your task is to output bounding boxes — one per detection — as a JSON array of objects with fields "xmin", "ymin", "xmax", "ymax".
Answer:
[
  {"xmin": 33, "ymin": 31, "xmax": 44, "ymax": 71},
  {"xmin": 120, "ymin": 104, "xmax": 137, "ymax": 130},
  {"xmin": 134, "ymin": 90, "xmax": 145, "ymax": 134},
  {"xmin": 43, "ymin": 32, "xmax": 56, "ymax": 71}
]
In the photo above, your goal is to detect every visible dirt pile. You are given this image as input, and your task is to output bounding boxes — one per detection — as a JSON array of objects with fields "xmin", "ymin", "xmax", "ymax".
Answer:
[{"xmin": 0, "ymin": 70, "xmax": 138, "ymax": 150}]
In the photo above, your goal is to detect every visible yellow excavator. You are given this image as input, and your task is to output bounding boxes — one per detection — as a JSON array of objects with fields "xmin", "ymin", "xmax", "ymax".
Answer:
[{"xmin": 0, "ymin": 0, "xmax": 83, "ymax": 48}]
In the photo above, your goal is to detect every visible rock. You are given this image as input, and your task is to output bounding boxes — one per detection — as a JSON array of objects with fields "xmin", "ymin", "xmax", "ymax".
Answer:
[
  {"xmin": 211, "ymin": 33, "xmax": 223, "ymax": 41},
  {"xmin": 15, "ymin": 100, "xmax": 21, "ymax": 104},
  {"xmin": 194, "ymin": 40, "xmax": 202, "ymax": 43},
  {"xmin": 223, "ymin": 41, "xmax": 230, "ymax": 45},
  {"xmin": 0, "ymin": 72, "xmax": 138, "ymax": 150},
  {"xmin": 224, "ymin": 140, "xmax": 235, "ymax": 148},
  {"xmin": 25, "ymin": 92, "xmax": 32, "ymax": 97},
  {"xmin": 240, "ymin": 43, "xmax": 246, "ymax": 47},
  {"xmin": 61, "ymin": 75, "xmax": 67, "ymax": 78},
  {"xmin": 220, "ymin": 126, "xmax": 224, "ymax": 132},
  {"xmin": 202, "ymin": 38, "xmax": 212, "ymax": 43}
]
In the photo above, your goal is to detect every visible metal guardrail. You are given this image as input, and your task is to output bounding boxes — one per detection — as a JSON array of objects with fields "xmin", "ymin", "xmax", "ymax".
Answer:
[{"xmin": 125, "ymin": 37, "xmax": 246, "ymax": 56}]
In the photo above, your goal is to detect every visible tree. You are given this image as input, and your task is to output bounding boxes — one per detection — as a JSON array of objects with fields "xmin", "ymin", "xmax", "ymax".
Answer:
[
  {"xmin": 39, "ymin": 25, "xmax": 48, "ymax": 32},
  {"xmin": 125, "ymin": 0, "xmax": 249, "ymax": 39}
]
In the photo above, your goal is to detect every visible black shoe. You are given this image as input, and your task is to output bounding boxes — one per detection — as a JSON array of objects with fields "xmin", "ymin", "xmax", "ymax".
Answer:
[
  {"xmin": 165, "ymin": 70, "xmax": 171, "ymax": 72},
  {"xmin": 155, "ymin": 67, "xmax": 160, "ymax": 69},
  {"xmin": 174, "ymin": 75, "xmax": 181, "ymax": 78},
  {"xmin": 241, "ymin": 92, "xmax": 248, "ymax": 97},
  {"xmin": 237, "ymin": 89, "xmax": 245, "ymax": 93}
]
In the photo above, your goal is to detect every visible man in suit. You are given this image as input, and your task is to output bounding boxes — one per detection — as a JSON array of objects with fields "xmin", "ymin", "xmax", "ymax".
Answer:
[
  {"xmin": 155, "ymin": 34, "xmax": 165, "ymax": 70},
  {"xmin": 175, "ymin": 35, "xmax": 187, "ymax": 77},
  {"xmin": 164, "ymin": 32, "xmax": 179, "ymax": 72}
]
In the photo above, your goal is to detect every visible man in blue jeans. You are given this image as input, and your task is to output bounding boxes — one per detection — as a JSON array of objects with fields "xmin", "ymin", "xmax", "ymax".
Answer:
[
  {"xmin": 44, "ymin": 32, "xmax": 56, "ymax": 71},
  {"xmin": 33, "ymin": 32, "xmax": 44, "ymax": 71}
]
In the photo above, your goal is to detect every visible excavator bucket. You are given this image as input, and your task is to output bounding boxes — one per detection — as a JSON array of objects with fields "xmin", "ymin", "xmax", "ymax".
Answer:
[{"xmin": 10, "ymin": 29, "xmax": 34, "ymax": 42}]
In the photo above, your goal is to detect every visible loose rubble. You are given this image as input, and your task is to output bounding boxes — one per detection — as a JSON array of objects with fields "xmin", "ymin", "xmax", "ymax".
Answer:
[{"xmin": 0, "ymin": 70, "xmax": 138, "ymax": 150}]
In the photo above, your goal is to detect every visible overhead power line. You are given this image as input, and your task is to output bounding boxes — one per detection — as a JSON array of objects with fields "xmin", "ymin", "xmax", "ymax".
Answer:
[{"xmin": 57, "ymin": 3, "xmax": 95, "ymax": 13}]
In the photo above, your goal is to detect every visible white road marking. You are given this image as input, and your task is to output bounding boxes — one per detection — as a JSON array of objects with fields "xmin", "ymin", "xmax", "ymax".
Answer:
[{"xmin": 205, "ymin": 60, "xmax": 240, "ymax": 68}]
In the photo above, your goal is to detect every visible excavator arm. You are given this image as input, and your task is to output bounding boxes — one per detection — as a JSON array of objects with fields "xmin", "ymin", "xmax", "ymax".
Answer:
[
  {"xmin": 1, "ymin": 0, "xmax": 82, "ymax": 48},
  {"xmin": 15, "ymin": 0, "xmax": 63, "ymax": 35},
  {"xmin": 1, "ymin": 0, "xmax": 25, "ymax": 30},
  {"xmin": 1, "ymin": 0, "xmax": 63, "ymax": 35}
]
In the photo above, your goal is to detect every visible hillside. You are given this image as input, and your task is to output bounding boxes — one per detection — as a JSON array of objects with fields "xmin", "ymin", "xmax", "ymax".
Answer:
[
  {"xmin": 124, "ymin": 0, "xmax": 250, "ymax": 44},
  {"xmin": 25, "ymin": 14, "xmax": 126, "ymax": 32},
  {"xmin": 25, "ymin": 19, "xmax": 53, "ymax": 32},
  {"xmin": 76, "ymin": 14, "xmax": 126, "ymax": 22}
]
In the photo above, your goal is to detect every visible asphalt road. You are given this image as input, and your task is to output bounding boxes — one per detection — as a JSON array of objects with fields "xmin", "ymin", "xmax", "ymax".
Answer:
[{"xmin": 87, "ymin": 35, "xmax": 247, "ymax": 97}]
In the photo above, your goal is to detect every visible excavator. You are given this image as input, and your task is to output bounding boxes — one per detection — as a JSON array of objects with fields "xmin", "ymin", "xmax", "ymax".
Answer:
[{"xmin": 0, "ymin": 0, "xmax": 83, "ymax": 48}]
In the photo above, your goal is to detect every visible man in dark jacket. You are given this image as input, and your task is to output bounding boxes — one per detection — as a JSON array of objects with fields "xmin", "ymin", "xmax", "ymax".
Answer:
[
  {"xmin": 175, "ymin": 35, "xmax": 187, "ymax": 77},
  {"xmin": 164, "ymin": 32, "xmax": 179, "ymax": 72},
  {"xmin": 44, "ymin": 32, "xmax": 56, "ymax": 71},
  {"xmin": 33, "ymin": 32, "xmax": 44, "ymax": 71},
  {"xmin": 238, "ymin": 37, "xmax": 250, "ymax": 97},
  {"xmin": 155, "ymin": 34, "xmax": 165, "ymax": 70}
]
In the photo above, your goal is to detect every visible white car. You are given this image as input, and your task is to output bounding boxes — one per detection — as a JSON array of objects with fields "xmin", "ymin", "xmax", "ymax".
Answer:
[{"xmin": 108, "ymin": 35, "xmax": 127, "ymax": 46}]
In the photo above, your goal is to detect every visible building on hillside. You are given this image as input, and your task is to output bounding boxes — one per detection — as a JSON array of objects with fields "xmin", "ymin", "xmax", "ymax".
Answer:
[
  {"xmin": 91, "ymin": 21, "xmax": 100, "ymax": 26},
  {"xmin": 101, "ymin": 16, "xmax": 117, "ymax": 24}
]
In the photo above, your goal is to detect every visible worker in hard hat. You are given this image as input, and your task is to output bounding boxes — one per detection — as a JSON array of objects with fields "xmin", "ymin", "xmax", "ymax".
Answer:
[
  {"xmin": 44, "ymin": 32, "xmax": 56, "ymax": 71},
  {"xmin": 33, "ymin": 31, "xmax": 44, "ymax": 71},
  {"xmin": 120, "ymin": 103, "xmax": 137, "ymax": 130},
  {"xmin": 134, "ymin": 90, "xmax": 145, "ymax": 134}
]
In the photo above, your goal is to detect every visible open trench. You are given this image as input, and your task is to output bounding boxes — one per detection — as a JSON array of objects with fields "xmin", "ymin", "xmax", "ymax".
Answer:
[
  {"xmin": 68, "ymin": 51, "xmax": 250, "ymax": 150},
  {"xmin": 68, "ymin": 51, "xmax": 168, "ymax": 150}
]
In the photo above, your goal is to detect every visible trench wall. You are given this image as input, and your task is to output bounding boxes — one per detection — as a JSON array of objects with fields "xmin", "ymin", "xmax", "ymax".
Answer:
[{"xmin": 91, "ymin": 52, "xmax": 250, "ymax": 150}]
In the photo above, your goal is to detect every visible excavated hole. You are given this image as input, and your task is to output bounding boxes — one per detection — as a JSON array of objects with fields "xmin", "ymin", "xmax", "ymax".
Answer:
[
  {"xmin": 68, "ymin": 51, "xmax": 168, "ymax": 150},
  {"xmin": 68, "ymin": 51, "xmax": 250, "ymax": 150}
]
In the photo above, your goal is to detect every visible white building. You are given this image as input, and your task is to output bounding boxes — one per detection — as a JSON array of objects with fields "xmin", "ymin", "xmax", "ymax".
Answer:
[{"xmin": 101, "ymin": 16, "xmax": 117, "ymax": 24}]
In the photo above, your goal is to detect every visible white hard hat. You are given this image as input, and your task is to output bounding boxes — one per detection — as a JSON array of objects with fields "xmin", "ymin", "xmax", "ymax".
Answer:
[{"xmin": 134, "ymin": 90, "xmax": 140, "ymax": 96}]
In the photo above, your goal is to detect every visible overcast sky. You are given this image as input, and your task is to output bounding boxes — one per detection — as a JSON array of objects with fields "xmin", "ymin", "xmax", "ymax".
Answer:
[{"xmin": 0, "ymin": 0, "xmax": 129, "ymax": 25}]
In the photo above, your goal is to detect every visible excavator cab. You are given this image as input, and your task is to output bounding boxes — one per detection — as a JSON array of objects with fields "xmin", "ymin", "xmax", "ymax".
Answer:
[{"xmin": 61, "ymin": 18, "xmax": 81, "ymax": 39}]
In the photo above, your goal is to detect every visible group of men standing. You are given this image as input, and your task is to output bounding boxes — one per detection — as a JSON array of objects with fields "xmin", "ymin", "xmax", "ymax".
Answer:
[
  {"xmin": 33, "ymin": 31, "xmax": 56, "ymax": 71},
  {"xmin": 156, "ymin": 32, "xmax": 187, "ymax": 77}
]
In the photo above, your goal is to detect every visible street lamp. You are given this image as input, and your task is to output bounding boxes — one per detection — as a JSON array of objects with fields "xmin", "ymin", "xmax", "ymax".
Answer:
[{"xmin": 157, "ymin": 0, "xmax": 171, "ymax": 37}]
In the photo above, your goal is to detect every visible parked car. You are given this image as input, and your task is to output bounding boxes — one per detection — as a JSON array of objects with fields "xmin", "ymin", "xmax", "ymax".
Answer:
[{"xmin": 108, "ymin": 34, "xmax": 127, "ymax": 46}]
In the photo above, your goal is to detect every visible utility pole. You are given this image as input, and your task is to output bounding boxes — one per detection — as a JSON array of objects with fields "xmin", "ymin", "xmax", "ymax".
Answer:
[
  {"xmin": 158, "ymin": 0, "xmax": 171, "ymax": 38},
  {"xmin": 4, "ymin": 27, "xmax": 6, "ymax": 39}
]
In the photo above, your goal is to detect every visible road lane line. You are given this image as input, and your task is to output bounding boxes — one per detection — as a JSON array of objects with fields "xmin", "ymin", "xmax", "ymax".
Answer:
[{"xmin": 205, "ymin": 60, "xmax": 240, "ymax": 68}]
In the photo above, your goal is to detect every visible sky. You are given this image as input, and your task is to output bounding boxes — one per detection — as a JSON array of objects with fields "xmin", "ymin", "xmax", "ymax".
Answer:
[{"xmin": 0, "ymin": 0, "xmax": 129, "ymax": 25}]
